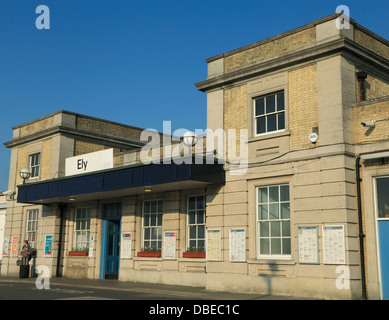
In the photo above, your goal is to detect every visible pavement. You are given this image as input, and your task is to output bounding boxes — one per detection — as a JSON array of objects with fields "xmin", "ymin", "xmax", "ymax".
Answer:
[{"xmin": 0, "ymin": 275, "xmax": 315, "ymax": 300}]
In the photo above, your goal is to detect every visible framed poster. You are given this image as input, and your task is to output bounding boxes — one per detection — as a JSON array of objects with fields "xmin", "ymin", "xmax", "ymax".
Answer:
[
  {"xmin": 322, "ymin": 225, "xmax": 346, "ymax": 265},
  {"xmin": 206, "ymin": 229, "xmax": 222, "ymax": 261},
  {"xmin": 2, "ymin": 237, "xmax": 9, "ymax": 257},
  {"xmin": 120, "ymin": 233, "xmax": 132, "ymax": 259},
  {"xmin": 297, "ymin": 226, "xmax": 319, "ymax": 264},
  {"xmin": 11, "ymin": 236, "xmax": 18, "ymax": 256},
  {"xmin": 44, "ymin": 235, "xmax": 53, "ymax": 257},
  {"xmin": 229, "ymin": 228, "xmax": 246, "ymax": 262},
  {"xmin": 163, "ymin": 231, "xmax": 176, "ymax": 260}
]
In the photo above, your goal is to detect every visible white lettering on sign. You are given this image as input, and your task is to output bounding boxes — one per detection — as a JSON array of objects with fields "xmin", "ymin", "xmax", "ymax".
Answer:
[{"xmin": 65, "ymin": 149, "xmax": 113, "ymax": 176}]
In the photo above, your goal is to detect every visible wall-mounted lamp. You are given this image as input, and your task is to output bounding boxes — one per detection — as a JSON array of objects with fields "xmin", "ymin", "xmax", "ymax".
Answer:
[
  {"xmin": 19, "ymin": 168, "xmax": 31, "ymax": 184},
  {"xmin": 144, "ymin": 186, "xmax": 152, "ymax": 192},
  {"xmin": 182, "ymin": 131, "xmax": 198, "ymax": 148}
]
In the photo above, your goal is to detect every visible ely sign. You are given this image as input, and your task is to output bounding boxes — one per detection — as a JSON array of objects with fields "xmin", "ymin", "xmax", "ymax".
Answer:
[{"xmin": 65, "ymin": 149, "xmax": 113, "ymax": 176}]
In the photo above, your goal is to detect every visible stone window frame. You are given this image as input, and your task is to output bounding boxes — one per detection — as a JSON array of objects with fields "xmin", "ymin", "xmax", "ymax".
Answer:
[
  {"xmin": 186, "ymin": 194, "xmax": 206, "ymax": 251},
  {"xmin": 247, "ymin": 71, "xmax": 290, "ymax": 141},
  {"xmin": 142, "ymin": 199, "xmax": 163, "ymax": 251}
]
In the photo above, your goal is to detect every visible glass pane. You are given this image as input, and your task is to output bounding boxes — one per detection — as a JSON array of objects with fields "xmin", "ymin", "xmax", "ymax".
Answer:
[
  {"xmin": 282, "ymin": 238, "xmax": 291, "ymax": 255},
  {"xmin": 258, "ymin": 188, "xmax": 268, "ymax": 203},
  {"xmin": 258, "ymin": 204, "xmax": 268, "ymax": 220},
  {"xmin": 198, "ymin": 240, "xmax": 205, "ymax": 248},
  {"xmin": 151, "ymin": 241, "xmax": 157, "ymax": 250},
  {"xmin": 269, "ymin": 186, "xmax": 279, "ymax": 202},
  {"xmin": 108, "ymin": 234, "xmax": 114, "ymax": 255},
  {"xmin": 150, "ymin": 214, "xmax": 156, "ymax": 227},
  {"xmin": 282, "ymin": 221, "xmax": 290, "ymax": 237},
  {"xmin": 280, "ymin": 185, "xmax": 289, "ymax": 201},
  {"xmin": 198, "ymin": 225, "xmax": 205, "ymax": 239},
  {"xmin": 144, "ymin": 214, "xmax": 150, "ymax": 226},
  {"xmin": 259, "ymin": 222, "xmax": 269, "ymax": 237},
  {"xmin": 157, "ymin": 214, "xmax": 162, "ymax": 226},
  {"xmin": 269, "ymin": 203, "xmax": 279, "ymax": 220},
  {"xmin": 157, "ymin": 201, "xmax": 163, "ymax": 213},
  {"xmin": 260, "ymin": 239, "xmax": 269, "ymax": 255},
  {"xmin": 271, "ymin": 238, "xmax": 281, "ymax": 255},
  {"xmin": 280, "ymin": 203, "xmax": 290, "ymax": 219},
  {"xmin": 150, "ymin": 201, "xmax": 156, "ymax": 213},
  {"xmin": 197, "ymin": 211, "xmax": 204, "ymax": 224},
  {"xmin": 144, "ymin": 201, "xmax": 150, "ymax": 214},
  {"xmin": 256, "ymin": 117, "xmax": 266, "ymax": 134},
  {"xmin": 277, "ymin": 92, "xmax": 284, "ymax": 111},
  {"xmin": 188, "ymin": 212, "xmax": 195, "ymax": 224},
  {"xmin": 278, "ymin": 112, "xmax": 285, "ymax": 130},
  {"xmin": 271, "ymin": 221, "xmax": 281, "ymax": 237},
  {"xmin": 158, "ymin": 227, "xmax": 162, "ymax": 240},
  {"xmin": 144, "ymin": 228, "xmax": 150, "ymax": 240},
  {"xmin": 255, "ymin": 98, "xmax": 265, "ymax": 116},
  {"xmin": 189, "ymin": 197, "xmax": 196, "ymax": 210},
  {"xmin": 197, "ymin": 197, "xmax": 205, "ymax": 209},
  {"xmin": 267, "ymin": 114, "xmax": 276, "ymax": 132},
  {"xmin": 76, "ymin": 220, "xmax": 81, "ymax": 230},
  {"xmin": 266, "ymin": 95, "xmax": 275, "ymax": 113},
  {"xmin": 151, "ymin": 228, "xmax": 157, "ymax": 241},
  {"xmin": 189, "ymin": 226, "xmax": 196, "ymax": 239},
  {"xmin": 189, "ymin": 240, "xmax": 196, "ymax": 248},
  {"xmin": 377, "ymin": 178, "xmax": 389, "ymax": 218}
]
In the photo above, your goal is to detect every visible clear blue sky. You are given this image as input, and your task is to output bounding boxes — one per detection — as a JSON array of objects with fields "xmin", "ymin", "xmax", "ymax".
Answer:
[{"xmin": 0, "ymin": 0, "xmax": 388, "ymax": 191}]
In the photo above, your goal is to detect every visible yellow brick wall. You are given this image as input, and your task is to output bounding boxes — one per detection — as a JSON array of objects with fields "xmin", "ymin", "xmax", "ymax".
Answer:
[
  {"xmin": 19, "ymin": 116, "xmax": 54, "ymax": 137},
  {"xmin": 355, "ymin": 29, "xmax": 389, "ymax": 61},
  {"xmin": 288, "ymin": 64, "xmax": 319, "ymax": 151},
  {"xmin": 355, "ymin": 69, "xmax": 389, "ymax": 102},
  {"xmin": 74, "ymin": 140, "xmax": 122, "ymax": 156},
  {"xmin": 224, "ymin": 27, "xmax": 316, "ymax": 73},
  {"xmin": 76, "ymin": 117, "xmax": 142, "ymax": 140},
  {"xmin": 353, "ymin": 99, "xmax": 389, "ymax": 144}
]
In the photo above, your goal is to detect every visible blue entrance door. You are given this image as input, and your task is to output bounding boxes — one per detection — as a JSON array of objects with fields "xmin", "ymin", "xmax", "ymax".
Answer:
[
  {"xmin": 376, "ymin": 177, "xmax": 389, "ymax": 299},
  {"xmin": 104, "ymin": 220, "xmax": 121, "ymax": 279},
  {"xmin": 378, "ymin": 220, "xmax": 389, "ymax": 299}
]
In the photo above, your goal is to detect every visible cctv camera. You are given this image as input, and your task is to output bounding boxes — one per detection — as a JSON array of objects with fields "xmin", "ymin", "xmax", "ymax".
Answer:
[{"xmin": 361, "ymin": 121, "xmax": 375, "ymax": 128}]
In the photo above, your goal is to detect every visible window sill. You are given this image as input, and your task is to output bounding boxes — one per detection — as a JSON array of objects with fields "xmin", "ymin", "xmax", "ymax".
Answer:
[
  {"xmin": 247, "ymin": 259, "xmax": 295, "ymax": 265},
  {"xmin": 249, "ymin": 130, "xmax": 290, "ymax": 143}
]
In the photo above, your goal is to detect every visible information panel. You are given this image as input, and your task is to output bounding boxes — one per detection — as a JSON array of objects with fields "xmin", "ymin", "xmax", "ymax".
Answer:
[
  {"xmin": 297, "ymin": 226, "xmax": 319, "ymax": 264},
  {"xmin": 229, "ymin": 228, "xmax": 246, "ymax": 262},
  {"xmin": 206, "ymin": 229, "xmax": 222, "ymax": 261},
  {"xmin": 163, "ymin": 231, "xmax": 176, "ymax": 260},
  {"xmin": 121, "ymin": 233, "xmax": 132, "ymax": 259},
  {"xmin": 322, "ymin": 225, "xmax": 346, "ymax": 265}
]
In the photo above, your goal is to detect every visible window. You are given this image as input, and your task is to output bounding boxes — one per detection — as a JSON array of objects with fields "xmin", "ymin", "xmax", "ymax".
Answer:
[
  {"xmin": 29, "ymin": 153, "xmax": 41, "ymax": 178},
  {"xmin": 74, "ymin": 208, "xmax": 91, "ymax": 250},
  {"xmin": 26, "ymin": 209, "xmax": 39, "ymax": 248},
  {"xmin": 254, "ymin": 91, "xmax": 285, "ymax": 135},
  {"xmin": 257, "ymin": 184, "xmax": 290, "ymax": 258},
  {"xmin": 143, "ymin": 200, "xmax": 163, "ymax": 250},
  {"xmin": 187, "ymin": 195, "xmax": 206, "ymax": 250},
  {"xmin": 376, "ymin": 177, "xmax": 389, "ymax": 219}
]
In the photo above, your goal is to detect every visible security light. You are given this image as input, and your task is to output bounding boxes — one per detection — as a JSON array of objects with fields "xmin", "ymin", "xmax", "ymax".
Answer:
[{"xmin": 361, "ymin": 121, "xmax": 376, "ymax": 128}]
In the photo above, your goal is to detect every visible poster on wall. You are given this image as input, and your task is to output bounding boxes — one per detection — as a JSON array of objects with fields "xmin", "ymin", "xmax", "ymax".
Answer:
[
  {"xmin": 2, "ymin": 237, "xmax": 9, "ymax": 257},
  {"xmin": 120, "ymin": 233, "xmax": 132, "ymax": 259},
  {"xmin": 11, "ymin": 237, "xmax": 18, "ymax": 256},
  {"xmin": 163, "ymin": 231, "xmax": 176, "ymax": 260},
  {"xmin": 44, "ymin": 235, "xmax": 53, "ymax": 257},
  {"xmin": 297, "ymin": 226, "xmax": 319, "ymax": 264},
  {"xmin": 206, "ymin": 229, "xmax": 222, "ymax": 261},
  {"xmin": 322, "ymin": 225, "xmax": 346, "ymax": 265},
  {"xmin": 89, "ymin": 236, "xmax": 95, "ymax": 258},
  {"xmin": 229, "ymin": 228, "xmax": 246, "ymax": 262}
]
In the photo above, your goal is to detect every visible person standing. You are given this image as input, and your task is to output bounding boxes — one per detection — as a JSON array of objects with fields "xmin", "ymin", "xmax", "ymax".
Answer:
[{"xmin": 20, "ymin": 240, "xmax": 32, "ymax": 266}]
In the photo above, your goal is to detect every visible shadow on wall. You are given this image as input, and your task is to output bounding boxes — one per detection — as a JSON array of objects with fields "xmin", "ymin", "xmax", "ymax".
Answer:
[{"xmin": 258, "ymin": 261, "xmax": 279, "ymax": 296}]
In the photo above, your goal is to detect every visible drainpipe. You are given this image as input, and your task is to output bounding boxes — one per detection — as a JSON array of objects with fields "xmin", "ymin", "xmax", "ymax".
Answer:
[
  {"xmin": 56, "ymin": 203, "xmax": 67, "ymax": 277},
  {"xmin": 356, "ymin": 71, "xmax": 367, "ymax": 102},
  {"xmin": 356, "ymin": 157, "xmax": 367, "ymax": 300}
]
